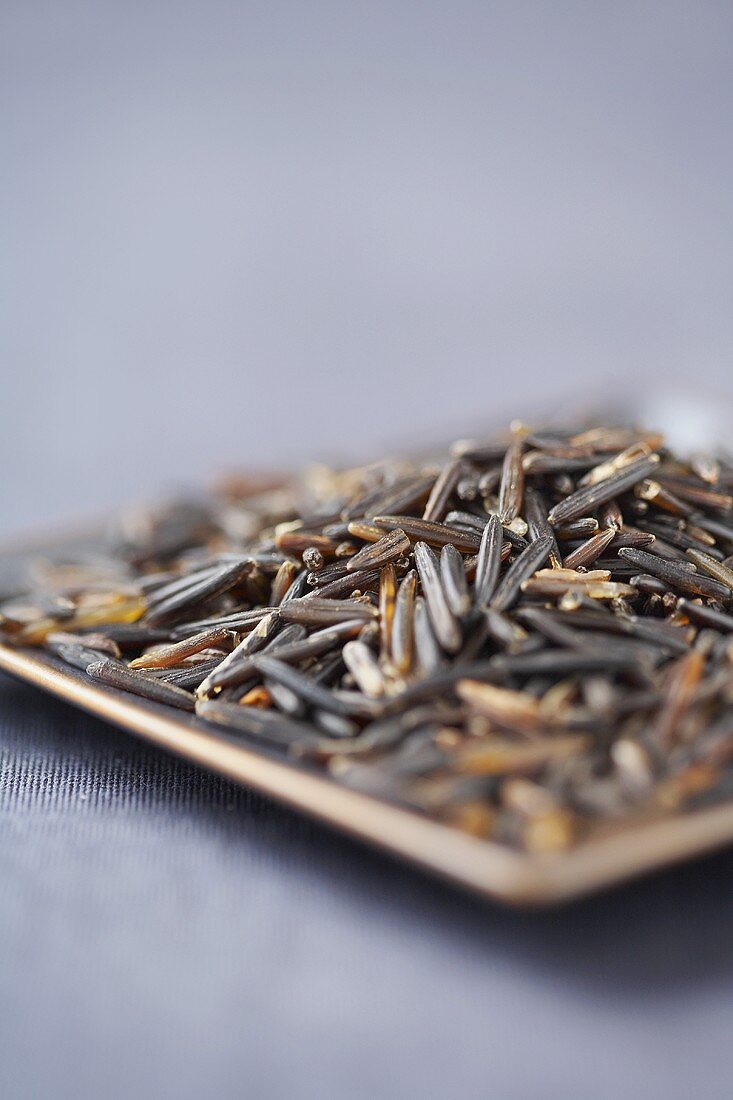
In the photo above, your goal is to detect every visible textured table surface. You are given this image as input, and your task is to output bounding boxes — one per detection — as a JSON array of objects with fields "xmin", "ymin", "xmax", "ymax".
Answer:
[{"xmin": 2, "ymin": 669, "xmax": 733, "ymax": 1100}]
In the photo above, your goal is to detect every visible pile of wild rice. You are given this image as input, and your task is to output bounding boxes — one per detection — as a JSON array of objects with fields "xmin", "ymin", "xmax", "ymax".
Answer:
[{"xmin": 3, "ymin": 422, "xmax": 733, "ymax": 853}]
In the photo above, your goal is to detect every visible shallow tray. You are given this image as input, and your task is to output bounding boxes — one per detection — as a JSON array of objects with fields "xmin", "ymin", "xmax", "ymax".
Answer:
[{"xmin": 2, "ymin": 527, "xmax": 733, "ymax": 907}]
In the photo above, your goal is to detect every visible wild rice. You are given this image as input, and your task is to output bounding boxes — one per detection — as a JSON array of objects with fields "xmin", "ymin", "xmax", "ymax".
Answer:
[
  {"xmin": 473, "ymin": 513, "xmax": 504, "ymax": 608},
  {"xmin": 8, "ymin": 417, "xmax": 733, "ymax": 853},
  {"xmin": 440, "ymin": 543, "xmax": 471, "ymax": 618},
  {"xmin": 413, "ymin": 542, "xmax": 462, "ymax": 653}
]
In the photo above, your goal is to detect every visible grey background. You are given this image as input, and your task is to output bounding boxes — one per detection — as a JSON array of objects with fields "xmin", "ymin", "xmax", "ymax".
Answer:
[
  {"xmin": 2, "ymin": 3, "xmax": 733, "ymax": 1098},
  {"xmin": 2, "ymin": 0, "xmax": 733, "ymax": 534}
]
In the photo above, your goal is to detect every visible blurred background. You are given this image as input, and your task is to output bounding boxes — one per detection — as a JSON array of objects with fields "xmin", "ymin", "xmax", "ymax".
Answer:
[{"xmin": 2, "ymin": 0, "xmax": 732, "ymax": 536}]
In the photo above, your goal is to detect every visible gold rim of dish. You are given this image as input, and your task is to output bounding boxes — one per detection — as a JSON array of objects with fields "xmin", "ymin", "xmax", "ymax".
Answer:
[{"xmin": 2, "ymin": 642, "xmax": 732, "ymax": 906}]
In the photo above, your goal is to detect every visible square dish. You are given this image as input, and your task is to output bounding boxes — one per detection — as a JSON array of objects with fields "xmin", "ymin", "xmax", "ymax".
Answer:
[
  {"xmin": 2, "ymin": 551, "xmax": 732, "ymax": 907},
  {"xmin": 3, "ymin": 410, "xmax": 733, "ymax": 906}
]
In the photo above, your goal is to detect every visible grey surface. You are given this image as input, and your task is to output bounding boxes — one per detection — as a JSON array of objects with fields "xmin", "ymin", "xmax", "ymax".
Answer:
[
  {"xmin": 3, "ymin": 3, "xmax": 733, "ymax": 1098},
  {"xmin": 2, "ymin": 671, "xmax": 733, "ymax": 1100}
]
